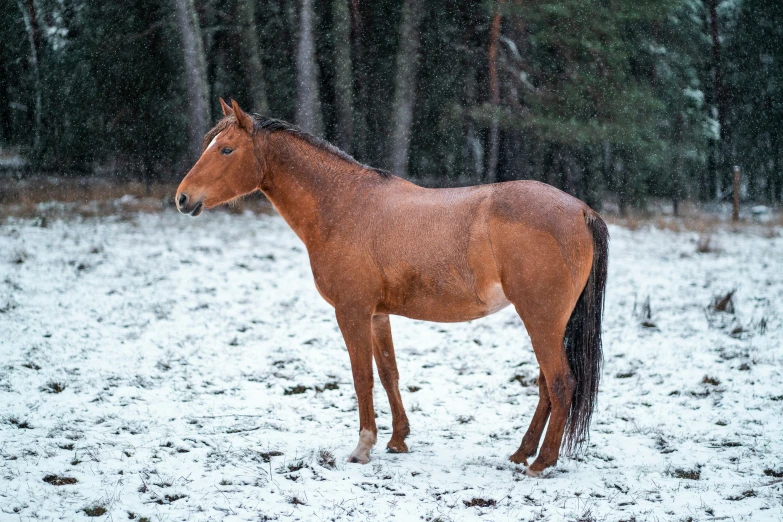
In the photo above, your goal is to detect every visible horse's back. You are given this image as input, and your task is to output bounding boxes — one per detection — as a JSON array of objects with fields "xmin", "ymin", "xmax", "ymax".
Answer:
[
  {"xmin": 385, "ymin": 178, "xmax": 590, "ymax": 231},
  {"xmin": 363, "ymin": 179, "xmax": 594, "ymax": 322},
  {"xmin": 488, "ymin": 180, "xmax": 591, "ymax": 229}
]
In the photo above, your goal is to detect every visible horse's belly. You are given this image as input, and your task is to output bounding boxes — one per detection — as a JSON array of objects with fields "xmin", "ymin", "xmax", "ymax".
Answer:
[
  {"xmin": 482, "ymin": 282, "xmax": 512, "ymax": 315},
  {"xmin": 382, "ymin": 283, "xmax": 511, "ymax": 323}
]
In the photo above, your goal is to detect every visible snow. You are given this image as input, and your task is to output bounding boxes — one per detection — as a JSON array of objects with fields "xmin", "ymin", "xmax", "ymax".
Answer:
[{"xmin": 1, "ymin": 208, "xmax": 782, "ymax": 521}]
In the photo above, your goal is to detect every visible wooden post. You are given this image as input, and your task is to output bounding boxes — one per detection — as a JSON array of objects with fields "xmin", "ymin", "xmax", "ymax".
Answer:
[{"xmin": 732, "ymin": 165, "xmax": 740, "ymax": 222}]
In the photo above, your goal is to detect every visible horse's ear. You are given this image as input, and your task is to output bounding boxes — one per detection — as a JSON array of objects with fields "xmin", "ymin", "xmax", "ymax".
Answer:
[
  {"xmin": 219, "ymin": 98, "xmax": 233, "ymax": 117},
  {"xmin": 231, "ymin": 99, "xmax": 253, "ymax": 132}
]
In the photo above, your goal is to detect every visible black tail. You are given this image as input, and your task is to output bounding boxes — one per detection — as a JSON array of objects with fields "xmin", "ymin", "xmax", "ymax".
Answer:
[{"xmin": 562, "ymin": 210, "xmax": 609, "ymax": 455}]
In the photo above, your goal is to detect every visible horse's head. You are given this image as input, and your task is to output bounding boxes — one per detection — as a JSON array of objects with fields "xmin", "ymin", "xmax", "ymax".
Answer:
[{"xmin": 176, "ymin": 99, "xmax": 260, "ymax": 216}]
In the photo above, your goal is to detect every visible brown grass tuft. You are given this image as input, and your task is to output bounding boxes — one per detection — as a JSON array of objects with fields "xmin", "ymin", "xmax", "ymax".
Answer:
[
  {"xmin": 711, "ymin": 290, "xmax": 736, "ymax": 313},
  {"xmin": 286, "ymin": 494, "xmax": 307, "ymax": 505},
  {"xmin": 463, "ymin": 498, "xmax": 497, "ymax": 508},
  {"xmin": 43, "ymin": 474, "xmax": 77, "ymax": 486},
  {"xmin": 317, "ymin": 449, "xmax": 336, "ymax": 469},
  {"xmin": 671, "ymin": 467, "xmax": 701, "ymax": 480},
  {"xmin": 83, "ymin": 505, "xmax": 107, "ymax": 517},
  {"xmin": 696, "ymin": 233, "xmax": 720, "ymax": 253},
  {"xmin": 42, "ymin": 381, "xmax": 67, "ymax": 393},
  {"xmin": 284, "ymin": 385, "xmax": 309, "ymax": 395}
]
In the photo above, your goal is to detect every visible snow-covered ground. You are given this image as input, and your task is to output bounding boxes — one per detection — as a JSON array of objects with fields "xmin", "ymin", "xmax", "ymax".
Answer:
[{"xmin": 1, "ymin": 208, "xmax": 781, "ymax": 521}]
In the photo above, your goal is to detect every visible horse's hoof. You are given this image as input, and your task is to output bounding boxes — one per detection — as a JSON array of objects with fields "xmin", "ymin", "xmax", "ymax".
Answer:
[
  {"xmin": 386, "ymin": 441, "xmax": 409, "ymax": 453},
  {"xmin": 347, "ymin": 429, "xmax": 375, "ymax": 464},
  {"xmin": 347, "ymin": 455, "xmax": 370, "ymax": 464},
  {"xmin": 524, "ymin": 458, "xmax": 551, "ymax": 477},
  {"xmin": 509, "ymin": 452, "xmax": 530, "ymax": 466},
  {"xmin": 524, "ymin": 466, "xmax": 543, "ymax": 477},
  {"xmin": 347, "ymin": 451, "xmax": 371, "ymax": 464}
]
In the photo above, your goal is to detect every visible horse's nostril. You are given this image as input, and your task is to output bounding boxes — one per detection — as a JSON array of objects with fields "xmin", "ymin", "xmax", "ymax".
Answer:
[{"xmin": 178, "ymin": 193, "xmax": 188, "ymax": 209}]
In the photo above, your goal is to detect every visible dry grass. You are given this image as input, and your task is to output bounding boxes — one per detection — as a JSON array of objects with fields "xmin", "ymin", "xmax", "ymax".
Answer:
[
  {"xmin": 41, "ymin": 381, "xmax": 67, "ymax": 394},
  {"xmin": 286, "ymin": 493, "xmax": 307, "ymax": 505},
  {"xmin": 0, "ymin": 176, "xmax": 173, "ymax": 206},
  {"xmin": 603, "ymin": 200, "xmax": 781, "ymax": 236},
  {"xmin": 284, "ymin": 385, "xmax": 309, "ymax": 395},
  {"xmin": 711, "ymin": 290, "xmax": 736, "ymax": 313},
  {"xmin": 0, "ymin": 175, "xmax": 274, "ymax": 219},
  {"xmin": 463, "ymin": 498, "xmax": 497, "ymax": 508},
  {"xmin": 83, "ymin": 505, "xmax": 107, "ymax": 517},
  {"xmin": 702, "ymin": 376, "xmax": 721, "ymax": 386},
  {"xmin": 43, "ymin": 474, "xmax": 78, "ymax": 486},
  {"xmin": 696, "ymin": 233, "xmax": 720, "ymax": 253},
  {"xmin": 316, "ymin": 448, "xmax": 336, "ymax": 469},
  {"xmin": 671, "ymin": 467, "xmax": 701, "ymax": 480},
  {"xmin": 606, "ymin": 213, "xmax": 728, "ymax": 235}
]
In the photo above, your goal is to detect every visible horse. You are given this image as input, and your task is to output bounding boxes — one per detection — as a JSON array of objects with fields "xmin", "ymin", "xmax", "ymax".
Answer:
[{"xmin": 176, "ymin": 99, "xmax": 608, "ymax": 476}]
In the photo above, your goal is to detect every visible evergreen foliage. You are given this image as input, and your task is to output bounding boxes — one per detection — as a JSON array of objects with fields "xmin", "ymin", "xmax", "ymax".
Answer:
[{"xmin": 0, "ymin": 0, "xmax": 780, "ymax": 208}]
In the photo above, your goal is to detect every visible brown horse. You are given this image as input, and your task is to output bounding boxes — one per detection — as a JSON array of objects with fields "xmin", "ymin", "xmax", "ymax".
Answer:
[{"xmin": 176, "ymin": 99, "xmax": 608, "ymax": 476}]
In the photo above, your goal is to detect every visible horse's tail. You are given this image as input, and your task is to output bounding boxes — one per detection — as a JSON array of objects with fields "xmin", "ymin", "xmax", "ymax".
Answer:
[{"xmin": 562, "ymin": 210, "xmax": 609, "ymax": 455}]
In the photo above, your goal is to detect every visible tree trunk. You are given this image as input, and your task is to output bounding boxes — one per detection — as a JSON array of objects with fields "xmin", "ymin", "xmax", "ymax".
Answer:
[
  {"xmin": 388, "ymin": 0, "xmax": 424, "ymax": 176},
  {"xmin": 16, "ymin": 0, "xmax": 42, "ymax": 153},
  {"xmin": 707, "ymin": 0, "xmax": 727, "ymax": 197},
  {"xmin": 174, "ymin": 0, "xmax": 210, "ymax": 163},
  {"xmin": 673, "ymin": 113, "xmax": 683, "ymax": 216},
  {"xmin": 485, "ymin": 1, "xmax": 503, "ymax": 183},
  {"xmin": 580, "ymin": 147, "xmax": 598, "ymax": 209},
  {"xmin": 777, "ymin": 149, "xmax": 783, "ymax": 202},
  {"xmin": 602, "ymin": 141, "xmax": 612, "ymax": 189},
  {"xmin": 0, "ymin": 62, "xmax": 13, "ymax": 144},
  {"xmin": 459, "ymin": 17, "xmax": 479, "ymax": 183},
  {"xmin": 350, "ymin": 0, "xmax": 369, "ymax": 160},
  {"xmin": 533, "ymin": 139, "xmax": 544, "ymax": 182},
  {"xmin": 236, "ymin": 0, "xmax": 269, "ymax": 114},
  {"xmin": 332, "ymin": 0, "xmax": 354, "ymax": 153},
  {"xmin": 295, "ymin": 0, "xmax": 323, "ymax": 136},
  {"xmin": 772, "ymin": 131, "xmax": 782, "ymax": 202},
  {"xmin": 545, "ymin": 144, "xmax": 558, "ymax": 187},
  {"xmin": 562, "ymin": 148, "xmax": 576, "ymax": 196},
  {"xmin": 617, "ymin": 154, "xmax": 628, "ymax": 217}
]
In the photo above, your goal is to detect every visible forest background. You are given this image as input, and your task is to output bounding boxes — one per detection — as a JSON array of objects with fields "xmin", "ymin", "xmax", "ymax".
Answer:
[{"xmin": 1, "ymin": 0, "xmax": 781, "ymax": 215}]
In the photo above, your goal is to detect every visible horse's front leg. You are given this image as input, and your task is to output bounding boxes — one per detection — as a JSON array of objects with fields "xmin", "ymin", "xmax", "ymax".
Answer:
[{"xmin": 336, "ymin": 306, "xmax": 377, "ymax": 464}]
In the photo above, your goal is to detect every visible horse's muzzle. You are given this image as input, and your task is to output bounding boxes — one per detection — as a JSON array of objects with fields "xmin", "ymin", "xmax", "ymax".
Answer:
[{"xmin": 176, "ymin": 193, "xmax": 204, "ymax": 217}]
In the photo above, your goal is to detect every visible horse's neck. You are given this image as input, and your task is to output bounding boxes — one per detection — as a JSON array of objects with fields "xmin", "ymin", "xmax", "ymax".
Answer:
[{"xmin": 260, "ymin": 136, "xmax": 363, "ymax": 246}]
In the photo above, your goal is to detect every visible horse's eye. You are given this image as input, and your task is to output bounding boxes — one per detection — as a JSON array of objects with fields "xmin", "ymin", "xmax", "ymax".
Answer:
[{"xmin": 221, "ymin": 147, "xmax": 233, "ymax": 155}]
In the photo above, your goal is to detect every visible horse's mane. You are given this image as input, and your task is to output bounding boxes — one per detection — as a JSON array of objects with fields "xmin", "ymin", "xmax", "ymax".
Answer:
[{"xmin": 203, "ymin": 114, "xmax": 392, "ymax": 179}]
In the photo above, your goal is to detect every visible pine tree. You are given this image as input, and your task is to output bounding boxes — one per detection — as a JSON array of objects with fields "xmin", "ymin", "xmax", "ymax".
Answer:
[{"xmin": 726, "ymin": 0, "xmax": 783, "ymax": 201}]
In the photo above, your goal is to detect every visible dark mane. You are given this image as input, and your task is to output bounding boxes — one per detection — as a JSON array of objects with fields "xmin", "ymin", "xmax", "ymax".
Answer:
[{"xmin": 253, "ymin": 115, "xmax": 392, "ymax": 179}]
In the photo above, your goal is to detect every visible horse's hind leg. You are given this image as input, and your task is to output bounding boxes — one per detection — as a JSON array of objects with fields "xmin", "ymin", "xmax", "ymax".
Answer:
[
  {"xmin": 372, "ymin": 314, "xmax": 410, "ymax": 453},
  {"xmin": 522, "ymin": 322, "xmax": 576, "ymax": 476},
  {"xmin": 510, "ymin": 370, "xmax": 550, "ymax": 465},
  {"xmin": 498, "ymin": 234, "xmax": 581, "ymax": 475}
]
